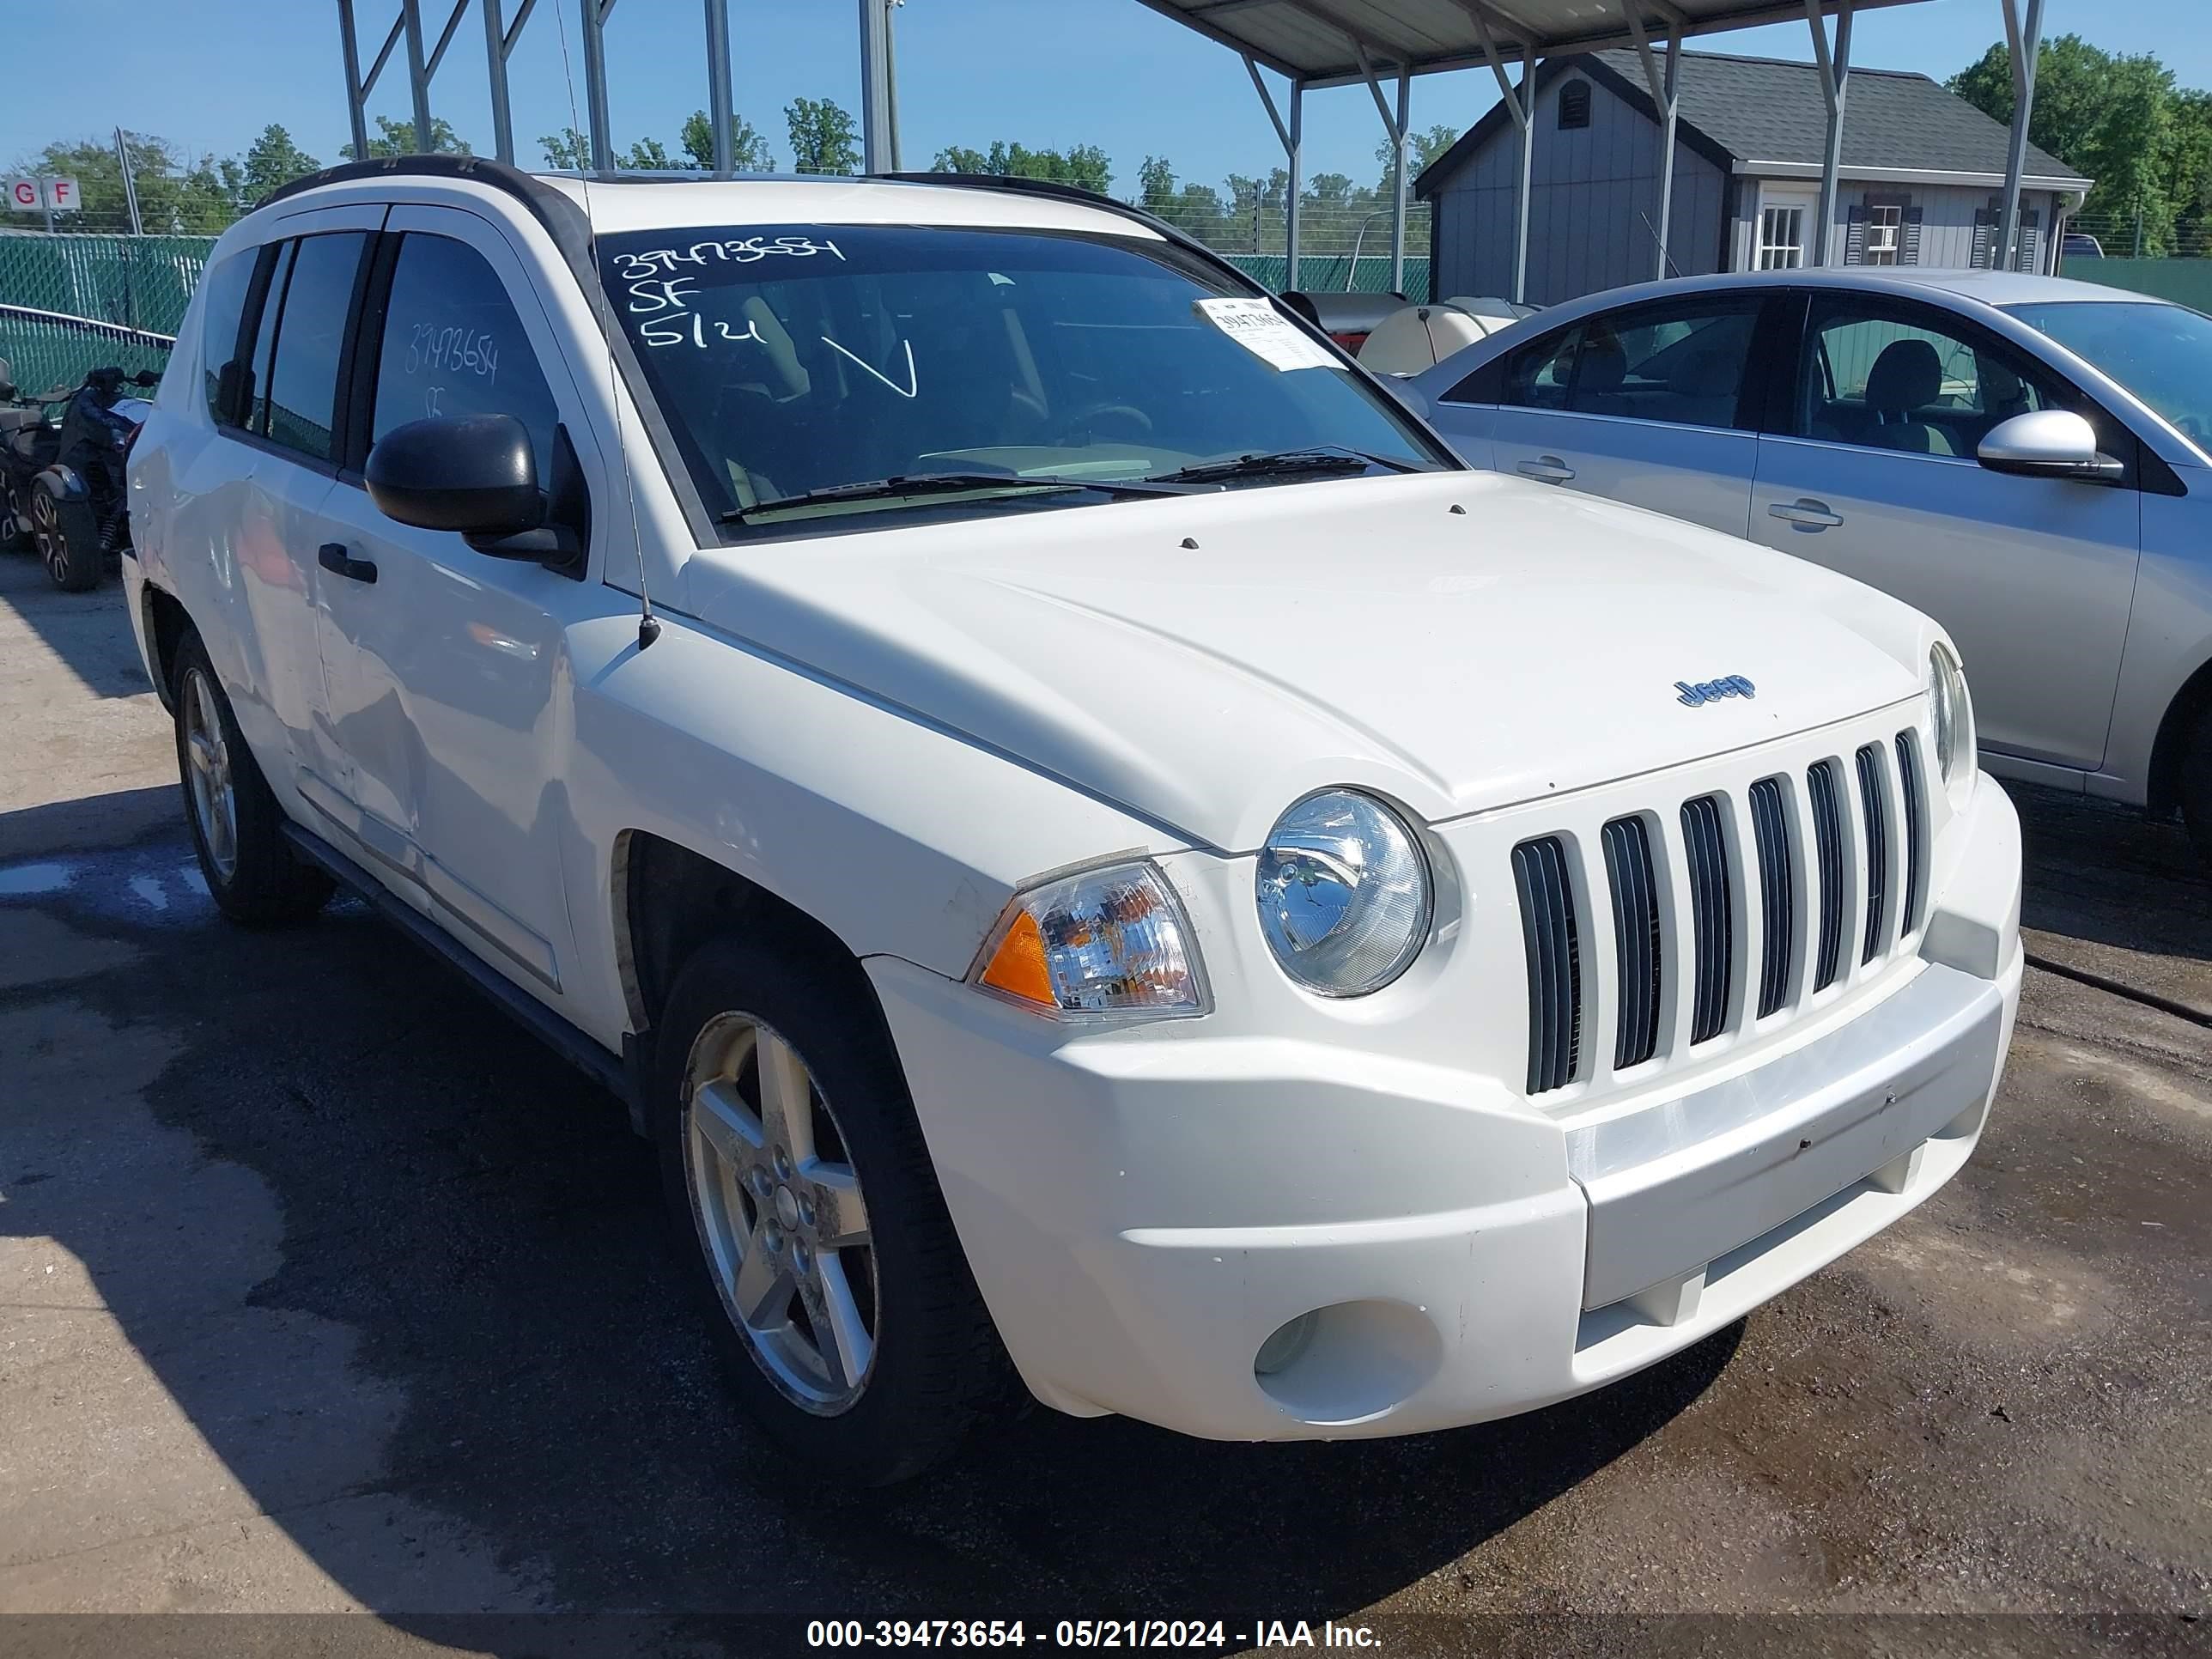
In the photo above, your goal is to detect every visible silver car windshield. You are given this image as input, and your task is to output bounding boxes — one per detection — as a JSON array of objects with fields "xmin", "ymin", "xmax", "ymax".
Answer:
[
  {"xmin": 597, "ymin": 223, "xmax": 1445, "ymax": 534},
  {"xmin": 2003, "ymin": 299, "xmax": 2212, "ymax": 449}
]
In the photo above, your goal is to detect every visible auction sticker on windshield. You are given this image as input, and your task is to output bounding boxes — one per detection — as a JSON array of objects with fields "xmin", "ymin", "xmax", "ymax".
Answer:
[{"xmin": 1194, "ymin": 297, "xmax": 1340, "ymax": 372}]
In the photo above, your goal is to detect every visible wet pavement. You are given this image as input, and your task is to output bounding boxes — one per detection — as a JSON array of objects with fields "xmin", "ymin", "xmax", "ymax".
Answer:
[{"xmin": 0, "ymin": 555, "xmax": 2207, "ymax": 1656}]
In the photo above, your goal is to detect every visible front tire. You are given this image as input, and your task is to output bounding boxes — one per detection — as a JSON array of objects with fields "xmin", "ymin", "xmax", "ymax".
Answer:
[
  {"xmin": 172, "ymin": 632, "xmax": 333, "ymax": 924},
  {"xmin": 653, "ymin": 932, "xmax": 1012, "ymax": 1484},
  {"xmin": 2182, "ymin": 720, "xmax": 2212, "ymax": 872},
  {"xmin": 31, "ymin": 477, "xmax": 100, "ymax": 592}
]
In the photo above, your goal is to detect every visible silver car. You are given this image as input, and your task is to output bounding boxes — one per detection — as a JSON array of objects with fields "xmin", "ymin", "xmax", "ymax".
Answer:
[{"xmin": 1408, "ymin": 270, "xmax": 2212, "ymax": 865}]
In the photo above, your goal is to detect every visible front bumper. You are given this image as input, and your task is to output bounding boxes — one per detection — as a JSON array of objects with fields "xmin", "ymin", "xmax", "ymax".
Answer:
[{"xmin": 871, "ymin": 776, "xmax": 2021, "ymax": 1442}]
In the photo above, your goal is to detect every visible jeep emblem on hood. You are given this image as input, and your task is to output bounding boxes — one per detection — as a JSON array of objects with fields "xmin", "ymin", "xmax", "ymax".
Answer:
[{"xmin": 1676, "ymin": 676, "xmax": 1757, "ymax": 707}]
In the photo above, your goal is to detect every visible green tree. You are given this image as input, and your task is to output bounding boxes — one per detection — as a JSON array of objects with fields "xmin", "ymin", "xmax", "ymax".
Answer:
[
  {"xmin": 1137, "ymin": 154, "xmax": 1176, "ymax": 210},
  {"xmin": 225, "ymin": 124, "xmax": 319, "ymax": 210},
  {"xmin": 678, "ymin": 109, "xmax": 775, "ymax": 171},
  {"xmin": 931, "ymin": 140, "xmax": 1110, "ymax": 193},
  {"xmin": 1949, "ymin": 36, "xmax": 2179, "ymax": 251},
  {"xmin": 14, "ymin": 132, "xmax": 232, "ymax": 234},
  {"xmin": 539, "ymin": 128, "xmax": 592, "ymax": 169},
  {"xmin": 786, "ymin": 97, "xmax": 860, "ymax": 175},
  {"xmin": 354, "ymin": 113, "xmax": 470, "ymax": 160},
  {"xmin": 623, "ymin": 136, "xmax": 682, "ymax": 170}
]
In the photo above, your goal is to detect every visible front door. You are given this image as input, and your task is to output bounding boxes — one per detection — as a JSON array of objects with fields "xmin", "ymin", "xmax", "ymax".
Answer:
[
  {"xmin": 1749, "ymin": 294, "xmax": 2142, "ymax": 769},
  {"xmin": 1479, "ymin": 293, "xmax": 1766, "ymax": 538},
  {"xmin": 311, "ymin": 206, "xmax": 611, "ymax": 997}
]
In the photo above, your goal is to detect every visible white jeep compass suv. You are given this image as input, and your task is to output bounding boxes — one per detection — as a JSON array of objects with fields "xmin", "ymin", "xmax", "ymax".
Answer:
[{"xmin": 125, "ymin": 158, "xmax": 2023, "ymax": 1484}]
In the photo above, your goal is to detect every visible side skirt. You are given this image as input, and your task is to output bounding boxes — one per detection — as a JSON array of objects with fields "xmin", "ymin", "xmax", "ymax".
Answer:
[{"xmin": 280, "ymin": 820, "xmax": 640, "ymax": 1120}]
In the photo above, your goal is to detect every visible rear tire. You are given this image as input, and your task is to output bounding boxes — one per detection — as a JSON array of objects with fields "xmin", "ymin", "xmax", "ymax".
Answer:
[
  {"xmin": 0, "ymin": 486, "xmax": 28, "ymax": 554},
  {"xmin": 31, "ymin": 477, "xmax": 100, "ymax": 592},
  {"xmin": 172, "ymin": 632, "xmax": 333, "ymax": 925},
  {"xmin": 652, "ymin": 931, "xmax": 1013, "ymax": 1485}
]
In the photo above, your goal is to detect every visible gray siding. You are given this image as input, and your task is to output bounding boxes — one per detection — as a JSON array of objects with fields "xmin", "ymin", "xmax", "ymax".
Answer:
[
  {"xmin": 1429, "ymin": 70, "xmax": 1727, "ymax": 305},
  {"xmin": 1729, "ymin": 177, "xmax": 2069, "ymax": 273}
]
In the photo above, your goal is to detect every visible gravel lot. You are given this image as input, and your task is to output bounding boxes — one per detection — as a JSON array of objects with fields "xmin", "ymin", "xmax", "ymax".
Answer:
[{"xmin": 0, "ymin": 553, "xmax": 2207, "ymax": 1657}]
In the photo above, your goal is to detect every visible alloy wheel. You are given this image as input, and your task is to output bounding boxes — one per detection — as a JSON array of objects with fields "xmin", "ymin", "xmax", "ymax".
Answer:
[
  {"xmin": 682, "ymin": 1013, "xmax": 878, "ymax": 1413},
  {"xmin": 181, "ymin": 669, "xmax": 240, "ymax": 882},
  {"xmin": 29, "ymin": 489, "xmax": 64, "ymax": 584}
]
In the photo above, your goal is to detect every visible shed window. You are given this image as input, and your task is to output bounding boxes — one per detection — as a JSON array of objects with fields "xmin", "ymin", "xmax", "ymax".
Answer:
[
  {"xmin": 1864, "ymin": 202, "xmax": 1903, "ymax": 265},
  {"xmin": 1558, "ymin": 81, "xmax": 1591, "ymax": 131}
]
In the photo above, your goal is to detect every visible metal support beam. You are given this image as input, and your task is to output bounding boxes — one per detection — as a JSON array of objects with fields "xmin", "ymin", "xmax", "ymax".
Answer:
[
  {"xmin": 1996, "ymin": 0, "xmax": 2045, "ymax": 271},
  {"xmin": 483, "ymin": 0, "xmax": 514, "ymax": 163},
  {"xmin": 425, "ymin": 0, "xmax": 469, "ymax": 77},
  {"xmin": 705, "ymin": 0, "xmax": 734, "ymax": 171},
  {"xmin": 401, "ymin": 0, "xmax": 434, "ymax": 153},
  {"xmin": 1390, "ymin": 69, "xmax": 1411, "ymax": 295},
  {"xmin": 859, "ymin": 0, "xmax": 895, "ymax": 174},
  {"xmin": 1624, "ymin": 8, "xmax": 1682, "ymax": 278},
  {"xmin": 1805, "ymin": 0, "xmax": 1852, "ymax": 267},
  {"xmin": 337, "ymin": 0, "xmax": 372, "ymax": 161},
  {"xmin": 1465, "ymin": 3, "xmax": 1533, "ymax": 304},
  {"xmin": 580, "ymin": 0, "xmax": 613, "ymax": 171},
  {"xmin": 1244, "ymin": 58, "xmax": 1303, "ymax": 288}
]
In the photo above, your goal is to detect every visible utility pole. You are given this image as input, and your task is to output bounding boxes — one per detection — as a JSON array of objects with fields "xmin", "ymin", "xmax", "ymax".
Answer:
[{"xmin": 114, "ymin": 128, "xmax": 144, "ymax": 236}]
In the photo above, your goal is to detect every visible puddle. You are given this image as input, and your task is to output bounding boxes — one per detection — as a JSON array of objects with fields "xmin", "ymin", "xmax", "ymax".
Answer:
[
  {"xmin": 0, "ymin": 841, "xmax": 216, "ymax": 928},
  {"xmin": 0, "ymin": 862, "xmax": 74, "ymax": 897}
]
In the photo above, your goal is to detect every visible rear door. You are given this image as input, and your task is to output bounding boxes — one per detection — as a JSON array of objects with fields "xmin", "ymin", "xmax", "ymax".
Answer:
[
  {"xmin": 1464, "ymin": 292, "xmax": 1769, "ymax": 537},
  {"xmin": 307, "ymin": 206, "xmax": 612, "ymax": 997},
  {"xmin": 1749, "ymin": 292, "xmax": 2142, "ymax": 770}
]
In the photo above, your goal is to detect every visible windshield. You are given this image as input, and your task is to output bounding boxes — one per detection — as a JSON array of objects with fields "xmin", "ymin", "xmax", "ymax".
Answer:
[
  {"xmin": 2002, "ymin": 299, "xmax": 2212, "ymax": 449},
  {"xmin": 598, "ymin": 223, "xmax": 1446, "ymax": 534}
]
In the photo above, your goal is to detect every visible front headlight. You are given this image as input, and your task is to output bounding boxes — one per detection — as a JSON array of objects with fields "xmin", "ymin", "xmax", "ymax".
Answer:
[
  {"xmin": 1928, "ymin": 642, "xmax": 1975, "ymax": 800},
  {"xmin": 972, "ymin": 860, "xmax": 1206, "ymax": 1019},
  {"xmin": 1255, "ymin": 789, "xmax": 1431, "ymax": 996}
]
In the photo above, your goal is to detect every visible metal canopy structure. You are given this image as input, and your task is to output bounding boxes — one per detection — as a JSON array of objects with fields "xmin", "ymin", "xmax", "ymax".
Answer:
[
  {"xmin": 326, "ymin": 1, "xmax": 2054, "ymax": 308},
  {"xmin": 1131, "ymin": 0, "xmax": 2051, "ymax": 304}
]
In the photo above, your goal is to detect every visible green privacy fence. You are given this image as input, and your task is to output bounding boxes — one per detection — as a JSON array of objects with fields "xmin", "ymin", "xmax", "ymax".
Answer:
[
  {"xmin": 0, "ymin": 231, "xmax": 213, "ymax": 395},
  {"xmin": 1225, "ymin": 252, "xmax": 1431, "ymax": 301},
  {"xmin": 2060, "ymin": 257, "xmax": 2212, "ymax": 313}
]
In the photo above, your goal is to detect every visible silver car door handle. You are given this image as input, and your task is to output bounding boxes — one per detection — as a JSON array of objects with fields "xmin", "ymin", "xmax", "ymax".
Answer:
[
  {"xmin": 1516, "ymin": 455, "xmax": 1576, "ymax": 483},
  {"xmin": 1768, "ymin": 498, "xmax": 1844, "ymax": 530}
]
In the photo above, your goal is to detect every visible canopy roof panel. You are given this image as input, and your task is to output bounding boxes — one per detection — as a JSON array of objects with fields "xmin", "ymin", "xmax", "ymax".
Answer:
[{"xmin": 1133, "ymin": 0, "xmax": 1929, "ymax": 89}]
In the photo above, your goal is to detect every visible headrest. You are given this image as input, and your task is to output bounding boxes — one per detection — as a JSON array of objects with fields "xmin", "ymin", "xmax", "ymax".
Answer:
[
  {"xmin": 1865, "ymin": 337, "xmax": 1942, "ymax": 412},
  {"xmin": 1575, "ymin": 336, "xmax": 1626, "ymax": 393},
  {"xmin": 1668, "ymin": 349, "xmax": 1740, "ymax": 400}
]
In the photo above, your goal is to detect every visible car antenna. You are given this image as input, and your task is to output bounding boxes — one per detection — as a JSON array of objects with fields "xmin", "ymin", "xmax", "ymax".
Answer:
[{"xmin": 551, "ymin": 4, "xmax": 661, "ymax": 651}]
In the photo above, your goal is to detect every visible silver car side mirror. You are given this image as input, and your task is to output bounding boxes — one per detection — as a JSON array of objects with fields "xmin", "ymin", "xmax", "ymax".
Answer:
[{"xmin": 1976, "ymin": 409, "xmax": 2124, "ymax": 483}]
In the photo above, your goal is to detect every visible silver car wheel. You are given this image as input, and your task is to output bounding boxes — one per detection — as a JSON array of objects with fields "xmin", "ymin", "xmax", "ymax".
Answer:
[
  {"xmin": 29, "ymin": 489, "xmax": 64, "ymax": 583},
  {"xmin": 181, "ymin": 668, "xmax": 239, "ymax": 882},
  {"xmin": 682, "ymin": 1012, "xmax": 878, "ymax": 1414}
]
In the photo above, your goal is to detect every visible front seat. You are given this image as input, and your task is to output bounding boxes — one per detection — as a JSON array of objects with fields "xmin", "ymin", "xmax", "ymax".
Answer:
[{"xmin": 1861, "ymin": 338, "xmax": 1954, "ymax": 455}]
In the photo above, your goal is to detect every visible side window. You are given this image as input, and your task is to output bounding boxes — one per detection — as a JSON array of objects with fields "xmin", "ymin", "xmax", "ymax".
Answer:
[
  {"xmin": 196, "ymin": 249, "xmax": 258, "ymax": 426},
  {"xmin": 1568, "ymin": 301, "xmax": 1758, "ymax": 429},
  {"xmin": 260, "ymin": 231, "xmax": 368, "ymax": 462},
  {"xmin": 245, "ymin": 240, "xmax": 293, "ymax": 439},
  {"xmin": 1798, "ymin": 304, "xmax": 2068, "ymax": 459},
  {"xmin": 371, "ymin": 233, "xmax": 562, "ymax": 482},
  {"xmin": 1503, "ymin": 325, "xmax": 1582, "ymax": 410}
]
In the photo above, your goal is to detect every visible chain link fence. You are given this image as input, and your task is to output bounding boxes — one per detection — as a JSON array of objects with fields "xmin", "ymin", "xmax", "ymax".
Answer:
[
  {"xmin": 0, "ymin": 230, "xmax": 206, "ymax": 393},
  {"xmin": 2057, "ymin": 213, "xmax": 2212, "ymax": 313}
]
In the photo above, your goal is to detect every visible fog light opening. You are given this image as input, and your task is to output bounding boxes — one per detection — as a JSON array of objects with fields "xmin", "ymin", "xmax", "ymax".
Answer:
[{"xmin": 1254, "ymin": 1311, "xmax": 1318, "ymax": 1377}]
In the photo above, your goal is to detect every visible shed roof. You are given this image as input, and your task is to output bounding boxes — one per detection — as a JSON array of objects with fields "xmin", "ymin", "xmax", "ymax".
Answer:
[{"xmin": 1416, "ymin": 47, "xmax": 2087, "ymax": 198}]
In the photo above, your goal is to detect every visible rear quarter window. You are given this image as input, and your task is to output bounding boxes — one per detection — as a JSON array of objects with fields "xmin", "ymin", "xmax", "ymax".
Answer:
[{"xmin": 195, "ymin": 249, "xmax": 258, "ymax": 425}]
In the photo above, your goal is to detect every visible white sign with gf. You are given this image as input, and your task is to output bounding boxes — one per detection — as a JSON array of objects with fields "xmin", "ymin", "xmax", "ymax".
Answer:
[{"xmin": 7, "ymin": 178, "xmax": 81, "ymax": 213}]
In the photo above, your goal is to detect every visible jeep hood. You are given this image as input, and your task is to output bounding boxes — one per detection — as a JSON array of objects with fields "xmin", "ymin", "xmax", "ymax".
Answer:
[{"xmin": 680, "ymin": 471, "xmax": 1924, "ymax": 853}]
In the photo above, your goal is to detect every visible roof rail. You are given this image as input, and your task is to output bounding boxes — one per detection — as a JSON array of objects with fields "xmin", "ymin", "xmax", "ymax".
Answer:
[
  {"xmin": 255, "ymin": 151, "xmax": 558, "ymax": 214},
  {"xmin": 877, "ymin": 171, "xmax": 1267, "ymax": 297}
]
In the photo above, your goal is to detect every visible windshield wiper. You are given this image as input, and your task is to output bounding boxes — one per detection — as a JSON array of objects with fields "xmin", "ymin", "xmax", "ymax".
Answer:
[
  {"xmin": 1146, "ymin": 446, "xmax": 1425, "ymax": 486},
  {"xmin": 720, "ymin": 470, "xmax": 1194, "ymax": 522}
]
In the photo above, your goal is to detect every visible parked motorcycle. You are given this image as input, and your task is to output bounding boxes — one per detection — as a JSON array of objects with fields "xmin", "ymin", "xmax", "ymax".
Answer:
[{"xmin": 0, "ymin": 361, "xmax": 159, "ymax": 592}]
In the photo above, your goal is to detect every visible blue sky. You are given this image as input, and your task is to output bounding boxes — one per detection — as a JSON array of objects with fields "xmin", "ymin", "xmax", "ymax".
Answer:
[{"xmin": 4, "ymin": 0, "xmax": 2209, "ymax": 195}]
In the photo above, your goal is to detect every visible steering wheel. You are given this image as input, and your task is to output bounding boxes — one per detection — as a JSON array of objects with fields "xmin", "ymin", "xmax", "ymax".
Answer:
[{"xmin": 1052, "ymin": 401, "xmax": 1154, "ymax": 445}]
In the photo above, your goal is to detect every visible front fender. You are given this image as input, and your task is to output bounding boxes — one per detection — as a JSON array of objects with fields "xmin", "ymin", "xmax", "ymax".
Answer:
[{"xmin": 36, "ymin": 464, "xmax": 88, "ymax": 502}]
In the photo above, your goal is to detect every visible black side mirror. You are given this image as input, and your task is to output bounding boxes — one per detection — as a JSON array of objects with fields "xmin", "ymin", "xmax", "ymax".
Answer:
[
  {"xmin": 133, "ymin": 368, "xmax": 160, "ymax": 387},
  {"xmin": 0, "ymin": 380, "xmax": 15, "ymax": 404},
  {"xmin": 368, "ymin": 414, "xmax": 544, "ymax": 538}
]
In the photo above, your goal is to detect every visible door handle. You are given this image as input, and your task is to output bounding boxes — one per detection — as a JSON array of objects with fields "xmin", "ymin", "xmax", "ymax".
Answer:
[
  {"xmin": 318, "ymin": 542, "xmax": 378, "ymax": 584},
  {"xmin": 1768, "ymin": 498, "xmax": 1844, "ymax": 531},
  {"xmin": 1516, "ymin": 454, "xmax": 1576, "ymax": 483}
]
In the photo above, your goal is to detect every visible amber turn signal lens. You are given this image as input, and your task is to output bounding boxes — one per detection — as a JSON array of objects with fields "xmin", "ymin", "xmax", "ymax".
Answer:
[{"xmin": 979, "ymin": 908, "xmax": 1056, "ymax": 1008}]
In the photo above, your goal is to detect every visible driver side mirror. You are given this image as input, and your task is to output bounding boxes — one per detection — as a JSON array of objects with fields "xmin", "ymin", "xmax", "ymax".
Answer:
[
  {"xmin": 133, "ymin": 368, "xmax": 160, "ymax": 388},
  {"xmin": 366, "ymin": 413, "xmax": 586, "ymax": 574},
  {"xmin": 1976, "ymin": 409, "xmax": 2124, "ymax": 483}
]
